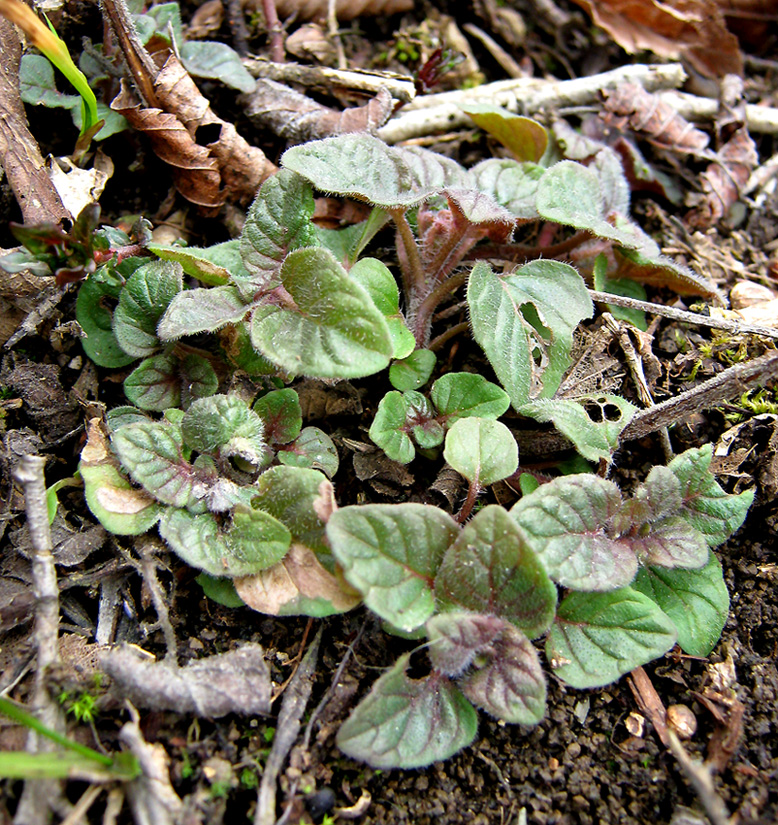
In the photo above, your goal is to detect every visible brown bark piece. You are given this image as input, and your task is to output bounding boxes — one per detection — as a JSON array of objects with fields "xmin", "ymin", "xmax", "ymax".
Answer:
[
  {"xmin": 270, "ymin": 0, "xmax": 414, "ymax": 22},
  {"xmin": 571, "ymin": 0, "xmax": 743, "ymax": 78},
  {"xmin": 243, "ymin": 79, "xmax": 394, "ymax": 142},
  {"xmin": 0, "ymin": 18, "xmax": 69, "ymax": 225},
  {"xmin": 602, "ymin": 82, "xmax": 710, "ymax": 154}
]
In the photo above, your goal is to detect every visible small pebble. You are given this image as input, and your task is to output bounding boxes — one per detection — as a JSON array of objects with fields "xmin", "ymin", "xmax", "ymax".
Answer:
[{"xmin": 666, "ymin": 704, "xmax": 697, "ymax": 739}]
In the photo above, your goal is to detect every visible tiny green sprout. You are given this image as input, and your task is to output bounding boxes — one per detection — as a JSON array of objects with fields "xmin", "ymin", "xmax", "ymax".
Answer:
[
  {"xmin": 240, "ymin": 768, "xmax": 259, "ymax": 789},
  {"xmin": 64, "ymin": 691, "xmax": 98, "ymax": 724},
  {"xmin": 725, "ymin": 389, "xmax": 778, "ymax": 423},
  {"xmin": 179, "ymin": 750, "xmax": 194, "ymax": 780},
  {"xmin": 321, "ymin": 815, "xmax": 337, "ymax": 825},
  {"xmin": 209, "ymin": 780, "xmax": 230, "ymax": 799},
  {"xmin": 262, "ymin": 726, "xmax": 275, "ymax": 744}
]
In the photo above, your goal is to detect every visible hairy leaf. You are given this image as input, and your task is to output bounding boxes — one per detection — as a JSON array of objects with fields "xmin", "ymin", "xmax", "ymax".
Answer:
[
  {"xmin": 336, "ymin": 654, "xmax": 477, "ymax": 769},
  {"xmin": 123, "ymin": 353, "xmax": 181, "ymax": 411},
  {"xmin": 518, "ymin": 395, "xmax": 637, "ymax": 463},
  {"xmin": 76, "ymin": 271, "xmax": 136, "ymax": 368},
  {"xmin": 277, "ymin": 427, "xmax": 339, "ymax": 478},
  {"xmin": 369, "ymin": 391, "xmax": 415, "ymax": 464},
  {"xmin": 239, "ymin": 169, "xmax": 318, "ymax": 291},
  {"xmin": 180, "ymin": 40, "xmax": 256, "ymax": 92},
  {"xmin": 147, "ymin": 240, "xmax": 246, "ymax": 285},
  {"xmin": 431, "ymin": 373, "xmax": 510, "ymax": 423},
  {"xmin": 181, "ymin": 394, "xmax": 266, "ymax": 465},
  {"xmin": 158, "ymin": 505, "xmax": 291, "ymax": 577},
  {"xmin": 158, "ymin": 285, "xmax": 250, "ymax": 340},
  {"xmin": 389, "ymin": 349, "xmax": 436, "ymax": 391},
  {"xmin": 250, "ymin": 247, "xmax": 393, "ymax": 378},
  {"xmin": 113, "ymin": 260, "xmax": 183, "ymax": 358},
  {"xmin": 470, "ymin": 159, "xmax": 544, "ymax": 220},
  {"xmin": 546, "ymin": 587, "xmax": 677, "ymax": 689},
  {"xmin": 425, "ymin": 612, "xmax": 504, "ymax": 677},
  {"xmin": 468, "ymin": 260, "xmax": 592, "ymax": 405},
  {"xmin": 435, "ymin": 505, "xmax": 556, "ymax": 639},
  {"xmin": 327, "ymin": 503, "xmax": 459, "ymax": 632},
  {"xmin": 633, "ymin": 554, "xmax": 729, "ymax": 657},
  {"xmin": 511, "ymin": 475, "xmax": 638, "ymax": 591},
  {"xmin": 253, "ymin": 388, "xmax": 302, "ymax": 446},
  {"xmin": 443, "ymin": 418, "xmax": 518, "ymax": 486},
  {"xmin": 282, "ymin": 133, "xmax": 470, "ymax": 208}
]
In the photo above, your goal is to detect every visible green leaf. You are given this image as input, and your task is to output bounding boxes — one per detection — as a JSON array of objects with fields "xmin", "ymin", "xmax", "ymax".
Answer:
[
  {"xmin": 240, "ymin": 169, "xmax": 318, "ymax": 290},
  {"xmin": 518, "ymin": 395, "xmax": 637, "ymax": 464},
  {"xmin": 179, "ymin": 353, "xmax": 219, "ymax": 409},
  {"xmin": 181, "ymin": 40, "xmax": 256, "ymax": 92},
  {"xmin": 471, "ymin": 159, "xmax": 544, "ymax": 220},
  {"xmin": 536, "ymin": 161, "xmax": 660, "ymax": 253},
  {"xmin": 426, "ymin": 612, "xmax": 504, "ymax": 676},
  {"xmin": 113, "ymin": 260, "xmax": 183, "ymax": 358},
  {"xmin": 282, "ymin": 134, "xmax": 470, "ymax": 208},
  {"xmin": 593, "ymin": 253, "xmax": 647, "ymax": 330},
  {"xmin": 461, "ymin": 105, "xmax": 548, "ymax": 162},
  {"xmin": 250, "ymin": 247, "xmax": 393, "ymax": 379},
  {"xmin": 327, "ymin": 503, "xmax": 459, "ymax": 632},
  {"xmin": 19, "ymin": 54, "xmax": 80, "ymax": 109},
  {"xmin": 147, "ymin": 241, "xmax": 246, "ymax": 286},
  {"xmin": 443, "ymin": 418, "xmax": 518, "ymax": 486},
  {"xmin": 349, "ymin": 257, "xmax": 415, "ymax": 359},
  {"xmin": 511, "ymin": 474, "xmax": 638, "ymax": 591},
  {"xmin": 253, "ymin": 389, "xmax": 302, "ymax": 445},
  {"xmin": 614, "ymin": 247, "xmax": 723, "ymax": 303},
  {"xmin": 431, "ymin": 373, "xmax": 510, "ymax": 423},
  {"xmin": 389, "ymin": 349, "xmax": 436, "ymax": 391},
  {"xmin": 157, "ymin": 284, "xmax": 250, "ymax": 340},
  {"xmin": 159, "ymin": 505, "xmax": 291, "ymax": 577},
  {"xmin": 79, "ymin": 420, "xmax": 162, "ymax": 535},
  {"xmin": 546, "ymin": 587, "xmax": 677, "ymax": 689},
  {"xmin": 633, "ymin": 554, "xmax": 729, "ymax": 657},
  {"xmin": 666, "ymin": 445, "xmax": 754, "ymax": 547},
  {"xmin": 253, "ymin": 466, "xmax": 333, "ymax": 555},
  {"xmin": 123, "ymin": 352, "xmax": 181, "ymax": 411},
  {"xmin": 76, "ymin": 271, "xmax": 136, "ymax": 368},
  {"xmin": 336, "ymin": 653, "xmax": 477, "ymax": 768},
  {"xmin": 435, "ymin": 506, "xmax": 556, "ymax": 639},
  {"xmin": 277, "ymin": 427, "xmax": 339, "ymax": 478},
  {"xmin": 70, "ymin": 101, "xmax": 127, "ymax": 140},
  {"xmin": 197, "ymin": 573, "xmax": 246, "ymax": 608},
  {"xmin": 181, "ymin": 394, "xmax": 266, "ymax": 465},
  {"xmin": 467, "ymin": 260, "xmax": 592, "ymax": 405}
]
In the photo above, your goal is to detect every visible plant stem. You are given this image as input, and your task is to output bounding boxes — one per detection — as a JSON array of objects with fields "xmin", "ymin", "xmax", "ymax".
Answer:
[
  {"xmin": 413, "ymin": 270, "xmax": 468, "ymax": 345},
  {"xmin": 455, "ymin": 479, "xmax": 481, "ymax": 523},
  {"xmin": 389, "ymin": 207, "xmax": 426, "ymax": 312},
  {"xmin": 260, "ymin": 0, "xmax": 284, "ymax": 63},
  {"xmin": 429, "ymin": 321, "xmax": 469, "ymax": 352},
  {"xmin": 469, "ymin": 230, "xmax": 592, "ymax": 264}
]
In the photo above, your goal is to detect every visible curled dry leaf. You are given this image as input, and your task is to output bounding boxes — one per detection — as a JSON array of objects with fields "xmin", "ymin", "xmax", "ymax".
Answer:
[
  {"xmin": 601, "ymin": 83, "xmax": 710, "ymax": 155},
  {"xmin": 242, "ymin": 80, "xmax": 394, "ymax": 142},
  {"xmin": 111, "ymin": 49, "xmax": 273, "ymax": 208},
  {"xmin": 101, "ymin": 643, "xmax": 272, "ymax": 717},
  {"xmin": 686, "ymin": 75, "xmax": 758, "ymax": 228},
  {"xmin": 271, "ymin": 0, "xmax": 413, "ymax": 21},
  {"xmin": 571, "ymin": 0, "xmax": 743, "ymax": 78}
]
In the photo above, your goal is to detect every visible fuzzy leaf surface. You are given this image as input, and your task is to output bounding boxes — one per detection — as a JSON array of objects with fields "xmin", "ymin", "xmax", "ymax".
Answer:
[
  {"xmin": 459, "ymin": 621, "xmax": 546, "ymax": 724},
  {"xmin": 470, "ymin": 159, "xmax": 544, "ymax": 220},
  {"xmin": 547, "ymin": 587, "xmax": 677, "ymax": 689},
  {"xmin": 158, "ymin": 285, "xmax": 250, "ymax": 340},
  {"xmin": 369, "ymin": 391, "xmax": 415, "ymax": 464},
  {"xmin": 158, "ymin": 506, "xmax": 291, "ymax": 578},
  {"xmin": 511, "ymin": 475, "xmax": 638, "ymax": 591},
  {"xmin": 389, "ymin": 349, "xmax": 436, "ymax": 391},
  {"xmin": 147, "ymin": 240, "xmax": 246, "ymax": 285},
  {"xmin": 253, "ymin": 388, "xmax": 302, "ymax": 446},
  {"xmin": 180, "ymin": 40, "xmax": 256, "ymax": 92},
  {"xmin": 327, "ymin": 503, "xmax": 459, "ymax": 632},
  {"xmin": 282, "ymin": 134, "xmax": 470, "ymax": 208},
  {"xmin": 666, "ymin": 445, "xmax": 754, "ymax": 547},
  {"xmin": 633, "ymin": 554, "xmax": 729, "ymax": 657},
  {"xmin": 181, "ymin": 394, "xmax": 265, "ymax": 465},
  {"xmin": 123, "ymin": 353, "xmax": 181, "ymax": 411},
  {"xmin": 468, "ymin": 260, "xmax": 592, "ymax": 405},
  {"xmin": 113, "ymin": 260, "xmax": 183, "ymax": 357},
  {"xmin": 250, "ymin": 247, "xmax": 393, "ymax": 378},
  {"xmin": 239, "ymin": 169, "xmax": 318, "ymax": 291},
  {"xmin": 435, "ymin": 505, "xmax": 556, "ymax": 639},
  {"xmin": 443, "ymin": 418, "xmax": 518, "ymax": 486},
  {"xmin": 518, "ymin": 395, "xmax": 637, "ymax": 463},
  {"xmin": 76, "ymin": 271, "xmax": 136, "ymax": 368},
  {"xmin": 431, "ymin": 373, "xmax": 510, "ymax": 423},
  {"xmin": 336, "ymin": 654, "xmax": 477, "ymax": 769},
  {"xmin": 425, "ymin": 612, "xmax": 504, "ymax": 677},
  {"xmin": 277, "ymin": 427, "xmax": 339, "ymax": 478}
]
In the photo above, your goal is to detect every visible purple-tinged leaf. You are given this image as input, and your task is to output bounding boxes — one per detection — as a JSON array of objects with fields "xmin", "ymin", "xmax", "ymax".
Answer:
[
  {"xmin": 179, "ymin": 354, "xmax": 218, "ymax": 409},
  {"xmin": 633, "ymin": 554, "xmax": 729, "ymax": 657},
  {"xmin": 181, "ymin": 394, "xmax": 266, "ymax": 465},
  {"xmin": 158, "ymin": 285, "xmax": 251, "ymax": 341},
  {"xmin": 123, "ymin": 352, "xmax": 181, "ymax": 411},
  {"xmin": 282, "ymin": 134, "xmax": 470, "ymax": 208},
  {"xmin": 426, "ymin": 612, "xmax": 504, "ymax": 677},
  {"xmin": 435, "ymin": 506, "xmax": 556, "ymax": 639},
  {"xmin": 666, "ymin": 445, "xmax": 754, "ymax": 548},
  {"xmin": 253, "ymin": 388, "xmax": 303, "ymax": 446},
  {"xmin": 459, "ymin": 622, "xmax": 546, "ymax": 725},
  {"xmin": 443, "ymin": 188, "xmax": 516, "ymax": 228},
  {"xmin": 336, "ymin": 653, "xmax": 477, "ymax": 768},
  {"xmin": 511, "ymin": 475, "xmax": 638, "ymax": 591},
  {"xmin": 546, "ymin": 587, "xmax": 677, "ymax": 689},
  {"xmin": 239, "ymin": 169, "xmax": 318, "ymax": 291},
  {"xmin": 158, "ymin": 505, "xmax": 291, "ymax": 578},
  {"xmin": 327, "ymin": 503, "xmax": 459, "ymax": 632},
  {"xmin": 277, "ymin": 427, "xmax": 339, "ymax": 478}
]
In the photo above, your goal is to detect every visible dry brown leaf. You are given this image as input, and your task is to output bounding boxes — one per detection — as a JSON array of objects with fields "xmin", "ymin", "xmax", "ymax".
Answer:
[
  {"xmin": 571, "ymin": 0, "xmax": 743, "ymax": 77},
  {"xmin": 271, "ymin": 0, "xmax": 413, "ymax": 21},
  {"xmin": 601, "ymin": 82, "xmax": 710, "ymax": 154},
  {"xmin": 243, "ymin": 79, "xmax": 394, "ymax": 142}
]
